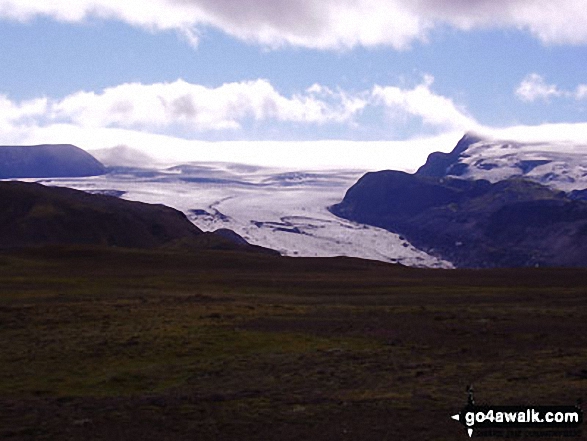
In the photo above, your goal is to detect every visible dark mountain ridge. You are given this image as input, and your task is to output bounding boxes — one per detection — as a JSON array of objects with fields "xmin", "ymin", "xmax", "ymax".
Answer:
[
  {"xmin": 331, "ymin": 164, "xmax": 587, "ymax": 268},
  {"xmin": 0, "ymin": 181, "xmax": 275, "ymax": 254},
  {"xmin": 0, "ymin": 144, "xmax": 106, "ymax": 179}
]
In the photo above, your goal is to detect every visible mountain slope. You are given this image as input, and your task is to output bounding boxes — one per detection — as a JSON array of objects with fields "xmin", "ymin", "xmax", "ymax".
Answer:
[
  {"xmin": 0, "ymin": 181, "xmax": 274, "ymax": 253},
  {"xmin": 331, "ymin": 170, "xmax": 587, "ymax": 268},
  {"xmin": 0, "ymin": 144, "xmax": 106, "ymax": 179}
]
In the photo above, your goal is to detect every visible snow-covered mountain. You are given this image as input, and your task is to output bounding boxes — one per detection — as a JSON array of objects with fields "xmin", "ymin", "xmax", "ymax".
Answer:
[
  {"xmin": 417, "ymin": 132, "xmax": 587, "ymax": 193},
  {"xmin": 330, "ymin": 133, "xmax": 587, "ymax": 268}
]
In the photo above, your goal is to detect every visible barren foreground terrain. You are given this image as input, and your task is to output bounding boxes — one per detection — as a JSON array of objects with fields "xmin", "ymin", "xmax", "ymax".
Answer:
[{"xmin": 0, "ymin": 247, "xmax": 585, "ymax": 440}]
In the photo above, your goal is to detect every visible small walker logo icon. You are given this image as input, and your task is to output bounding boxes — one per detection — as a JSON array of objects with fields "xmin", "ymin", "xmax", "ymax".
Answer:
[{"xmin": 451, "ymin": 413, "xmax": 473, "ymax": 438}]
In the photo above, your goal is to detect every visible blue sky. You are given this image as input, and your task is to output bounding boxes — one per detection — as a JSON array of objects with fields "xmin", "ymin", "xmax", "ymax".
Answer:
[{"xmin": 1, "ymin": 1, "xmax": 587, "ymax": 169}]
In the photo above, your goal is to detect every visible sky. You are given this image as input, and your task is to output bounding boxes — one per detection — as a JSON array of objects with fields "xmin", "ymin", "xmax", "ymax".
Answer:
[{"xmin": 1, "ymin": 0, "xmax": 587, "ymax": 170}]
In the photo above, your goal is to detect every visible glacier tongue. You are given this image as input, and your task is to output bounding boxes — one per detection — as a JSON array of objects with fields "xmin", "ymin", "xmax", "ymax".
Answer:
[{"xmin": 35, "ymin": 163, "xmax": 452, "ymax": 269}]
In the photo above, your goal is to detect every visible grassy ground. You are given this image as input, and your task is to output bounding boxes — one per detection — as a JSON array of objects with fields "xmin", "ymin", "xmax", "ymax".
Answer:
[{"xmin": 0, "ymin": 246, "xmax": 585, "ymax": 440}]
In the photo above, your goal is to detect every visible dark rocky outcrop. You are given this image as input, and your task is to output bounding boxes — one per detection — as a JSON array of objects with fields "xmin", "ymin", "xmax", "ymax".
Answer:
[{"xmin": 331, "ymin": 171, "xmax": 587, "ymax": 268}]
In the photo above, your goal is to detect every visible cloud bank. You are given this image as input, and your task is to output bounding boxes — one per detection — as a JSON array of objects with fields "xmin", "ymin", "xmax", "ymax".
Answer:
[
  {"xmin": 0, "ymin": 76, "xmax": 478, "ymax": 169},
  {"xmin": 2, "ymin": 77, "xmax": 587, "ymax": 170},
  {"xmin": 0, "ymin": 76, "xmax": 473, "ymax": 136},
  {"xmin": 1, "ymin": 0, "xmax": 586, "ymax": 49}
]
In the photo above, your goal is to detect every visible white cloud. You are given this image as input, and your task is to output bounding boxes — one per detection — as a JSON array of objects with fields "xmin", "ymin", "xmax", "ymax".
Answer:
[
  {"xmin": 372, "ymin": 75, "xmax": 478, "ymax": 131},
  {"xmin": 1, "ymin": 0, "xmax": 586, "ymax": 50},
  {"xmin": 4, "ymin": 122, "xmax": 463, "ymax": 171},
  {"xmin": 4, "ymin": 77, "xmax": 587, "ymax": 172},
  {"xmin": 0, "ymin": 94, "xmax": 48, "ymax": 141},
  {"xmin": 3, "ymin": 84, "xmax": 587, "ymax": 171},
  {"xmin": 576, "ymin": 85, "xmax": 587, "ymax": 100},
  {"xmin": 480, "ymin": 122, "xmax": 587, "ymax": 145},
  {"xmin": 8, "ymin": 119, "xmax": 587, "ymax": 172},
  {"xmin": 49, "ymin": 79, "xmax": 366, "ymax": 131},
  {"xmin": 412, "ymin": 0, "xmax": 587, "ymax": 46},
  {"xmin": 0, "ymin": 76, "xmax": 477, "ymax": 169},
  {"xmin": 515, "ymin": 73, "xmax": 562, "ymax": 102},
  {"xmin": 1, "ymin": 77, "xmax": 471, "ymax": 135},
  {"xmin": 516, "ymin": 74, "xmax": 587, "ymax": 102},
  {"xmin": 0, "ymin": 94, "xmax": 47, "ymax": 122}
]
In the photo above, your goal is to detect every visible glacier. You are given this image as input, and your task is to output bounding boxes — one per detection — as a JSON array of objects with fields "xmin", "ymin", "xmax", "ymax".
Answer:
[{"xmin": 33, "ymin": 162, "xmax": 452, "ymax": 268}]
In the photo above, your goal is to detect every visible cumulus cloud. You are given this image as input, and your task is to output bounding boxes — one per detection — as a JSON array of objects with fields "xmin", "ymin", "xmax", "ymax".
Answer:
[
  {"xmin": 1, "ymin": 0, "xmax": 586, "ymax": 50},
  {"xmin": 372, "ymin": 75, "xmax": 478, "ymax": 131},
  {"xmin": 515, "ymin": 73, "xmax": 562, "ymax": 102},
  {"xmin": 1, "ymin": 77, "xmax": 472, "ymax": 135},
  {"xmin": 0, "ymin": 0, "xmax": 426, "ymax": 49},
  {"xmin": 0, "ymin": 95, "xmax": 47, "ymax": 122},
  {"xmin": 412, "ymin": 0, "xmax": 587, "ymax": 45},
  {"xmin": 516, "ymin": 74, "xmax": 587, "ymax": 102},
  {"xmin": 0, "ymin": 95, "xmax": 48, "ymax": 141},
  {"xmin": 49, "ymin": 79, "xmax": 366, "ymax": 130}
]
